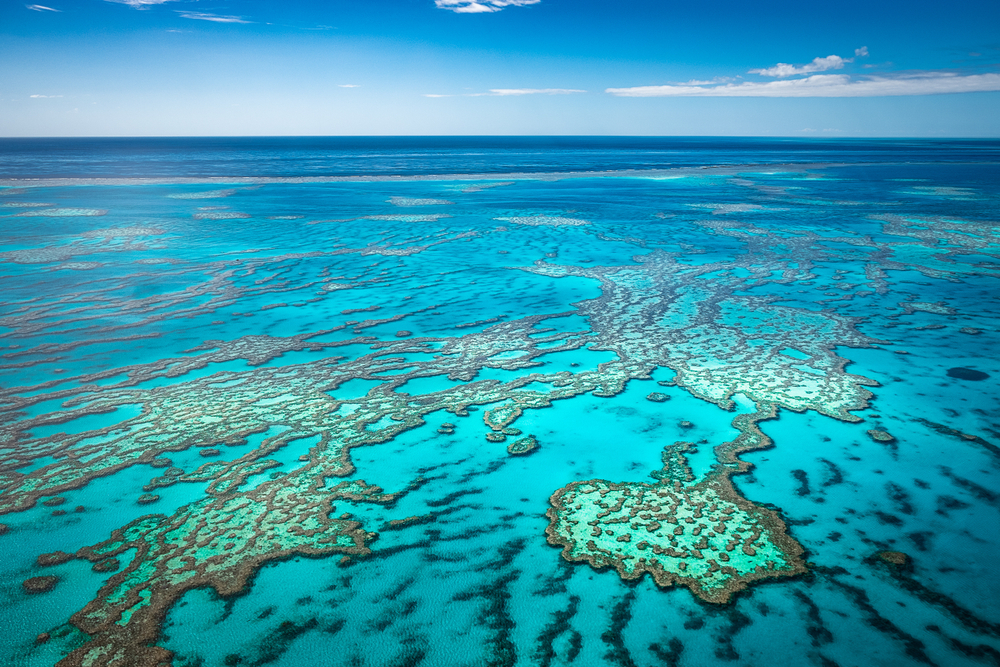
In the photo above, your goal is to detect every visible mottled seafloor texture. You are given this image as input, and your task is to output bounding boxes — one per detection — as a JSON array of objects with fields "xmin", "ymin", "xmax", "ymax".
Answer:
[{"xmin": 1, "ymin": 148, "xmax": 999, "ymax": 667}]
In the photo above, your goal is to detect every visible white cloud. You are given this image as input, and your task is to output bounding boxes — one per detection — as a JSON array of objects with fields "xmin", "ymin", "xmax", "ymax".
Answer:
[
  {"xmin": 606, "ymin": 71, "xmax": 1000, "ymax": 97},
  {"xmin": 26, "ymin": 4, "xmax": 60, "ymax": 11},
  {"xmin": 424, "ymin": 88, "xmax": 584, "ymax": 97},
  {"xmin": 750, "ymin": 54, "xmax": 851, "ymax": 77},
  {"xmin": 105, "ymin": 0, "xmax": 176, "ymax": 7},
  {"xmin": 481, "ymin": 88, "xmax": 585, "ymax": 95},
  {"xmin": 178, "ymin": 11, "xmax": 251, "ymax": 23},
  {"xmin": 855, "ymin": 46, "xmax": 869, "ymax": 57},
  {"xmin": 30, "ymin": 94, "xmax": 63, "ymax": 98},
  {"xmin": 339, "ymin": 84, "xmax": 360, "ymax": 88},
  {"xmin": 672, "ymin": 77, "xmax": 733, "ymax": 86},
  {"xmin": 434, "ymin": 0, "xmax": 539, "ymax": 13}
]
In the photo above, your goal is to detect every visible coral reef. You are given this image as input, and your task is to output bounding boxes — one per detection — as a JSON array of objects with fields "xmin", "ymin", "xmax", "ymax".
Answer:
[
  {"xmin": 947, "ymin": 367, "xmax": 989, "ymax": 381},
  {"xmin": 867, "ymin": 429, "xmax": 896, "ymax": 443},
  {"xmin": 23, "ymin": 576, "xmax": 59, "ymax": 593},
  {"xmin": 387, "ymin": 197, "xmax": 454, "ymax": 206},
  {"xmin": 547, "ymin": 412, "xmax": 806, "ymax": 603},
  {"xmin": 507, "ymin": 435, "xmax": 539, "ymax": 456},
  {"xmin": 494, "ymin": 216, "xmax": 590, "ymax": 227},
  {"xmin": 875, "ymin": 550, "xmax": 910, "ymax": 568}
]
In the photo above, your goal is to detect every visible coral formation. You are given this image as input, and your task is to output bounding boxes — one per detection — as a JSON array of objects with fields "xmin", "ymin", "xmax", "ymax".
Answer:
[
  {"xmin": 494, "ymin": 216, "xmax": 590, "ymax": 227},
  {"xmin": 867, "ymin": 429, "xmax": 896, "ymax": 443},
  {"xmin": 23, "ymin": 576, "xmax": 59, "ymax": 593},
  {"xmin": 547, "ymin": 413, "xmax": 806, "ymax": 603},
  {"xmin": 875, "ymin": 550, "xmax": 910, "ymax": 568},
  {"xmin": 947, "ymin": 367, "xmax": 989, "ymax": 381},
  {"xmin": 507, "ymin": 435, "xmax": 539, "ymax": 456}
]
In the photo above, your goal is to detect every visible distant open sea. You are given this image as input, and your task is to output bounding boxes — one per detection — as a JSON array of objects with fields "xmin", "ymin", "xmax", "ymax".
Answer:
[
  {"xmin": 1, "ymin": 137, "xmax": 999, "ymax": 667},
  {"xmin": 2, "ymin": 136, "xmax": 999, "ymax": 178}
]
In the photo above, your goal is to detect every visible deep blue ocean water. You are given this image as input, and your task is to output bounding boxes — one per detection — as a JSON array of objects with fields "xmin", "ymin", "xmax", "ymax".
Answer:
[
  {"xmin": 2, "ymin": 136, "xmax": 999, "ymax": 178},
  {"xmin": 0, "ymin": 138, "xmax": 998, "ymax": 667}
]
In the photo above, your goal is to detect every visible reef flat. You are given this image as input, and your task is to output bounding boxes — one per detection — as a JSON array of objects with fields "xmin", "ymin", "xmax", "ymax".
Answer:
[{"xmin": 1, "ymin": 160, "xmax": 999, "ymax": 667}]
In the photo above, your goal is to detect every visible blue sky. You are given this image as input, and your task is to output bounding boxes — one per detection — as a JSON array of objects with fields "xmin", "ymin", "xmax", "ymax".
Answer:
[{"xmin": 2, "ymin": 0, "xmax": 999, "ymax": 136}]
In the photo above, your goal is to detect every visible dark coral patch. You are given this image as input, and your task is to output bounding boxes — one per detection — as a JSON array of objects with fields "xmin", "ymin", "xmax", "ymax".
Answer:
[
  {"xmin": 947, "ymin": 367, "xmax": 989, "ymax": 381},
  {"xmin": 37, "ymin": 551, "xmax": 74, "ymax": 567},
  {"xmin": 23, "ymin": 576, "xmax": 59, "ymax": 594},
  {"xmin": 92, "ymin": 558, "xmax": 121, "ymax": 574},
  {"xmin": 507, "ymin": 435, "xmax": 539, "ymax": 456},
  {"xmin": 876, "ymin": 550, "xmax": 910, "ymax": 567}
]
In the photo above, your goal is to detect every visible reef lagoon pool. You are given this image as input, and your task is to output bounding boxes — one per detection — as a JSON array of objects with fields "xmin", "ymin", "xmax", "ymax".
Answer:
[{"xmin": 1, "ymin": 137, "xmax": 999, "ymax": 667}]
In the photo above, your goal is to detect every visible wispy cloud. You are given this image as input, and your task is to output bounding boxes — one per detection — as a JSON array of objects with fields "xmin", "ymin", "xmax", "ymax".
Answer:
[
  {"xmin": 855, "ymin": 46, "xmax": 869, "ymax": 57},
  {"xmin": 606, "ymin": 71, "xmax": 1000, "ymax": 97},
  {"xmin": 434, "ymin": 0, "xmax": 539, "ymax": 13},
  {"xmin": 750, "ymin": 54, "xmax": 852, "ymax": 78},
  {"xmin": 30, "ymin": 94, "xmax": 63, "ymax": 98},
  {"xmin": 178, "ymin": 11, "xmax": 251, "ymax": 23},
  {"xmin": 480, "ymin": 88, "xmax": 585, "ymax": 95},
  {"xmin": 425, "ymin": 88, "xmax": 585, "ymax": 97},
  {"xmin": 26, "ymin": 4, "xmax": 60, "ymax": 11},
  {"xmin": 339, "ymin": 84, "xmax": 360, "ymax": 88},
  {"xmin": 105, "ymin": 0, "xmax": 176, "ymax": 8},
  {"xmin": 674, "ymin": 77, "xmax": 733, "ymax": 86}
]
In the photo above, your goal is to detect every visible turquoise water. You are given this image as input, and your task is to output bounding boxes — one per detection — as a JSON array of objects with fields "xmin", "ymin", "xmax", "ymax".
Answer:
[{"xmin": 1, "ymin": 145, "xmax": 999, "ymax": 667}]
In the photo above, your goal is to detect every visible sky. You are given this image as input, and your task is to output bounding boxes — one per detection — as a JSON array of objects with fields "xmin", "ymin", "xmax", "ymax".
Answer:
[{"xmin": 2, "ymin": 0, "xmax": 999, "ymax": 136}]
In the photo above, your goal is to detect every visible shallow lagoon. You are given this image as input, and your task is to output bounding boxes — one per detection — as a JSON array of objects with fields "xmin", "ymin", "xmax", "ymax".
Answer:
[{"xmin": 1, "ymin": 152, "xmax": 999, "ymax": 667}]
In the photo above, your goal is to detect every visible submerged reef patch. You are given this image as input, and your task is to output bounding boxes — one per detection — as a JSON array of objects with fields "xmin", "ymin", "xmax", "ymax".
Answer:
[
  {"xmin": 13, "ymin": 208, "xmax": 107, "ymax": 217},
  {"xmin": 947, "ymin": 367, "xmax": 989, "ymax": 381},
  {"xmin": 387, "ymin": 196, "xmax": 454, "ymax": 206},
  {"xmin": 507, "ymin": 435, "xmax": 539, "ymax": 456},
  {"xmin": 495, "ymin": 216, "xmax": 590, "ymax": 227},
  {"xmin": 867, "ymin": 429, "xmax": 896, "ymax": 443},
  {"xmin": 193, "ymin": 211, "xmax": 251, "ymax": 220},
  {"xmin": 23, "ymin": 576, "xmax": 59, "ymax": 593},
  {"xmin": 166, "ymin": 189, "xmax": 238, "ymax": 199},
  {"xmin": 547, "ymin": 414, "xmax": 805, "ymax": 603}
]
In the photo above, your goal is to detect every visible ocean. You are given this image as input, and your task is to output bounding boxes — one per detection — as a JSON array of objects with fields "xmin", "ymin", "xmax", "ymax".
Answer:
[{"xmin": 0, "ymin": 137, "xmax": 998, "ymax": 667}]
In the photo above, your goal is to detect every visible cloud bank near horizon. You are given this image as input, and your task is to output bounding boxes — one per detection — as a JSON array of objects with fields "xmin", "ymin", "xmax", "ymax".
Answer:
[
  {"xmin": 607, "ymin": 72, "xmax": 1000, "ymax": 97},
  {"xmin": 608, "ymin": 47, "xmax": 1000, "ymax": 98}
]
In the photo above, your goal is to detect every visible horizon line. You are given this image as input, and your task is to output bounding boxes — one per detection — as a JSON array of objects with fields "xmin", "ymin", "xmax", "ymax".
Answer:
[{"xmin": 3, "ymin": 134, "xmax": 1000, "ymax": 140}]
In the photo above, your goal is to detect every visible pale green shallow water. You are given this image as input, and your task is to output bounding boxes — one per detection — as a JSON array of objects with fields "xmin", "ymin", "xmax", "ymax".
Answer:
[{"xmin": 0, "ymin": 160, "xmax": 999, "ymax": 667}]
